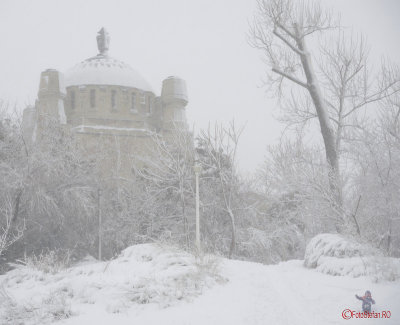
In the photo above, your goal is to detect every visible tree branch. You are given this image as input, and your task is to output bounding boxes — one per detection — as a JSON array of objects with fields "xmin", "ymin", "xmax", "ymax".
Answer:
[
  {"xmin": 273, "ymin": 29, "xmax": 304, "ymax": 56},
  {"xmin": 276, "ymin": 22, "xmax": 297, "ymax": 40},
  {"xmin": 272, "ymin": 68, "xmax": 308, "ymax": 89}
]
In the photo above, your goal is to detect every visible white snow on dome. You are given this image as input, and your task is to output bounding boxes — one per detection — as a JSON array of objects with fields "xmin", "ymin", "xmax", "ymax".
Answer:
[{"xmin": 64, "ymin": 55, "xmax": 154, "ymax": 92}]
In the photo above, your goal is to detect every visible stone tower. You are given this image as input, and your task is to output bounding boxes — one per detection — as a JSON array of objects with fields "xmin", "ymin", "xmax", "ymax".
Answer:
[
  {"xmin": 37, "ymin": 69, "xmax": 67, "ymax": 124},
  {"xmin": 161, "ymin": 76, "xmax": 188, "ymax": 132}
]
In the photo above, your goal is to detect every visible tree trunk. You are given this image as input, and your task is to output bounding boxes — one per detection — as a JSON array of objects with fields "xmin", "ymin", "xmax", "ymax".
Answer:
[
  {"xmin": 1, "ymin": 190, "xmax": 23, "ymax": 256},
  {"xmin": 294, "ymin": 25, "xmax": 349, "ymax": 232},
  {"xmin": 227, "ymin": 208, "xmax": 236, "ymax": 259},
  {"xmin": 181, "ymin": 191, "xmax": 189, "ymax": 249},
  {"xmin": 387, "ymin": 218, "xmax": 392, "ymax": 255},
  {"xmin": 12, "ymin": 190, "xmax": 22, "ymax": 223},
  {"xmin": 295, "ymin": 27, "xmax": 338, "ymax": 176}
]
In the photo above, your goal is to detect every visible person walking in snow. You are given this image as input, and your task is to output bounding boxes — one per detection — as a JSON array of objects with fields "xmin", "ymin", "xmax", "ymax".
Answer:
[{"xmin": 355, "ymin": 290, "xmax": 375, "ymax": 313}]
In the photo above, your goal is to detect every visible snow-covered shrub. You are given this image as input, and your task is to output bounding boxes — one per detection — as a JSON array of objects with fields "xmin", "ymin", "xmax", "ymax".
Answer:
[
  {"xmin": 122, "ymin": 244, "xmax": 224, "ymax": 307},
  {"xmin": 238, "ymin": 224, "xmax": 305, "ymax": 264},
  {"xmin": 1, "ymin": 288, "xmax": 72, "ymax": 324},
  {"xmin": 367, "ymin": 256, "xmax": 400, "ymax": 282},
  {"xmin": 0, "ymin": 283, "xmax": 14, "ymax": 319},
  {"xmin": 304, "ymin": 233, "xmax": 400, "ymax": 281},
  {"xmin": 20, "ymin": 249, "xmax": 71, "ymax": 274},
  {"xmin": 40, "ymin": 290, "xmax": 73, "ymax": 321},
  {"xmin": 304, "ymin": 233, "xmax": 366, "ymax": 268},
  {"xmin": 195, "ymin": 253, "xmax": 222, "ymax": 280},
  {"xmin": 0, "ymin": 243, "xmax": 224, "ymax": 324}
]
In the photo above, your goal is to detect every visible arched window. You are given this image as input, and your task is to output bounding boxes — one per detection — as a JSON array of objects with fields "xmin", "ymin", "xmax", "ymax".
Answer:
[
  {"xmin": 70, "ymin": 91, "xmax": 75, "ymax": 109},
  {"xmin": 111, "ymin": 90, "xmax": 117, "ymax": 109},
  {"xmin": 131, "ymin": 93, "xmax": 136, "ymax": 112},
  {"xmin": 90, "ymin": 89, "xmax": 96, "ymax": 108},
  {"xmin": 147, "ymin": 95, "xmax": 152, "ymax": 113}
]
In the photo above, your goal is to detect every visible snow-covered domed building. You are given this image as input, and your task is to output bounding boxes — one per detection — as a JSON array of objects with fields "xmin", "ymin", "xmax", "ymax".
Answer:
[{"xmin": 23, "ymin": 28, "xmax": 189, "ymax": 176}]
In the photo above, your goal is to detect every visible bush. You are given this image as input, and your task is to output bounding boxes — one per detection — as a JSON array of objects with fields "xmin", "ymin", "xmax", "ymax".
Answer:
[
  {"xmin": 304, "ymin": 233, "xmax": 400, "ymax": 281},
  {"xmin": 19, "ymin": 249, "xmax": 72, "ymax": 274},
  {"xmin": 304, "ymin": 233, "xmax": 367, "ymax": 268},
  {"xmin": 1, "ymin": 283, "xmax": 72, "ymax": 325},
  {"xmin": 238, "ymin": 226, "xmax": 305, "ymax": 264},
  {"xmin": 119, "ymin": 244, "xmax": 225, "ymax": 308}
]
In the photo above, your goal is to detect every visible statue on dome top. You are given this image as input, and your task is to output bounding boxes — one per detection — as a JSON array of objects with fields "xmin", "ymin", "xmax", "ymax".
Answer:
[{"xmin": 96, "ymin": 27, "xmax": 110, "ymax": 55}]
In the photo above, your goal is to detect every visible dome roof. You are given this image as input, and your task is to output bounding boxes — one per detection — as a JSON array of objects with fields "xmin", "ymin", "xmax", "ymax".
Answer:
[
  {"xmin": 64, "ymin": 55, "xmax": 154, "ymax": 92},
  {"xmin": 64, "ymin": 28, "xmax": 153, "ymax": 92}
]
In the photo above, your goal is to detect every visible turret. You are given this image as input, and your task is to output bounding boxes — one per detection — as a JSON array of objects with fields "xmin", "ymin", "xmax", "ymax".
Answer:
[
  {"xmin": 37, "ymin": 69, "xmax": 67, "ymax": 124},
  {"xmin": 161, "ymin": 76, "xmax": 188, "ymax": 131}
]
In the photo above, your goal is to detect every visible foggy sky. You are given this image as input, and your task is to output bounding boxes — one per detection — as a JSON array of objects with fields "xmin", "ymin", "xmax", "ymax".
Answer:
[{"xmin": 0, "ymin": 0, "xmax": 399, "ymax": 173}]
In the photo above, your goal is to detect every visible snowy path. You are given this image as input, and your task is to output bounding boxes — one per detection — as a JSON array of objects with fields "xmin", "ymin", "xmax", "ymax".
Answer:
[{"xmin": 60, "ymin": 258, "xmax": 400, "ymax": 325}]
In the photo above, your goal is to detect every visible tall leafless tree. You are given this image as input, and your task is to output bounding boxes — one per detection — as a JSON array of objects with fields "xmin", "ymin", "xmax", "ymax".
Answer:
[
  {"xmin": 197, "ymin": 122, "xmax": 243, "ymax": 258},
  {"xmin": 133, "ymin": 126, "xmax": 196, "ymax": 249},
  {"xmin": 250, "ymin": 0, "xmax": 399, "ymax": 233},
  {"xmin": 350, "ymin": 89, "xmax": 400, "ymax": 256},
  {"xmin": 0, "ymin": 102, "xmax": 26, "ymax": 258}
]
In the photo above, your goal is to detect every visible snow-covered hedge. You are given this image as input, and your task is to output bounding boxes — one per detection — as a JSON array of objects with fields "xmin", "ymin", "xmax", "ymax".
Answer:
[
  {"xmin": 304, "ymin": 233, "xmax": 400, "ymax": 281},
  {"xmin": 304, "ymin": 233, "xmax": 366, "ymax": 268}
]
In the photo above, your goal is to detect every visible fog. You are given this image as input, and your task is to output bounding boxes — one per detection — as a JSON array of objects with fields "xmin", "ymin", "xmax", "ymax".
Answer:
[
  {"xmin": 0, "ymin": 0, "xmax": 399, "ymax": 173},
  {"xmin": 1, "ymin": 2, "xmax": 400, "ymax": 322}
]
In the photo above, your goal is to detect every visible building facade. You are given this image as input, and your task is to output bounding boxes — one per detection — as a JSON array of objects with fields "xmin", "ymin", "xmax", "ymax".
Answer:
[{"xmin": 22, "ymin": 28, "xmax": 189, "ymax": 178}]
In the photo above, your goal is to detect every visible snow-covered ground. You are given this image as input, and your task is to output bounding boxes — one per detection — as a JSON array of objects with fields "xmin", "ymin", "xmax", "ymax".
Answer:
[{"xmin": 1, "ymin": 244, "xmax": 399, "ymax": 325}]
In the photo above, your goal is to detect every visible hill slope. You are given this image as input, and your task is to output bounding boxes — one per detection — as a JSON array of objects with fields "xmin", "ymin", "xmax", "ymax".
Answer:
[{"xmin": 1, "ymin": 244, "xmax": 399, "ymax": 325}]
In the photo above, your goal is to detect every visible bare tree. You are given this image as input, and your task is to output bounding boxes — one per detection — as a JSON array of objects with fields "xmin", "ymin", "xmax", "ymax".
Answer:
[
  {"xmin": 197, "ymin": 122, "xmax": 243, "ymax": 258},
  {"xmin": 250, "ymin": 0, "xmax": 399, "ymax": 233},
  {"xmin": 250, "ymin": 0, "xmax": 337, "ymax": 171},
  {"xmin": 0, "ymin": 103, "xmax": 103, "ymax": 260},
  {"xmin": 0, "ymin": 103, "xmax": 26, "ymax": 258},
  {"xmin": 133, "ymin": 126, "xmax": 196, "ymax": 249},
  {"xmin": 0, "ymin": 195, "xmax": 24, "ymax": 258},
  {"xmin": 350, "ymin": 89, "xmax": 400, "ymax": 256},
  {"xmin": 260, "ymin": 137, "xmax": 344, "ymax": 233}
]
